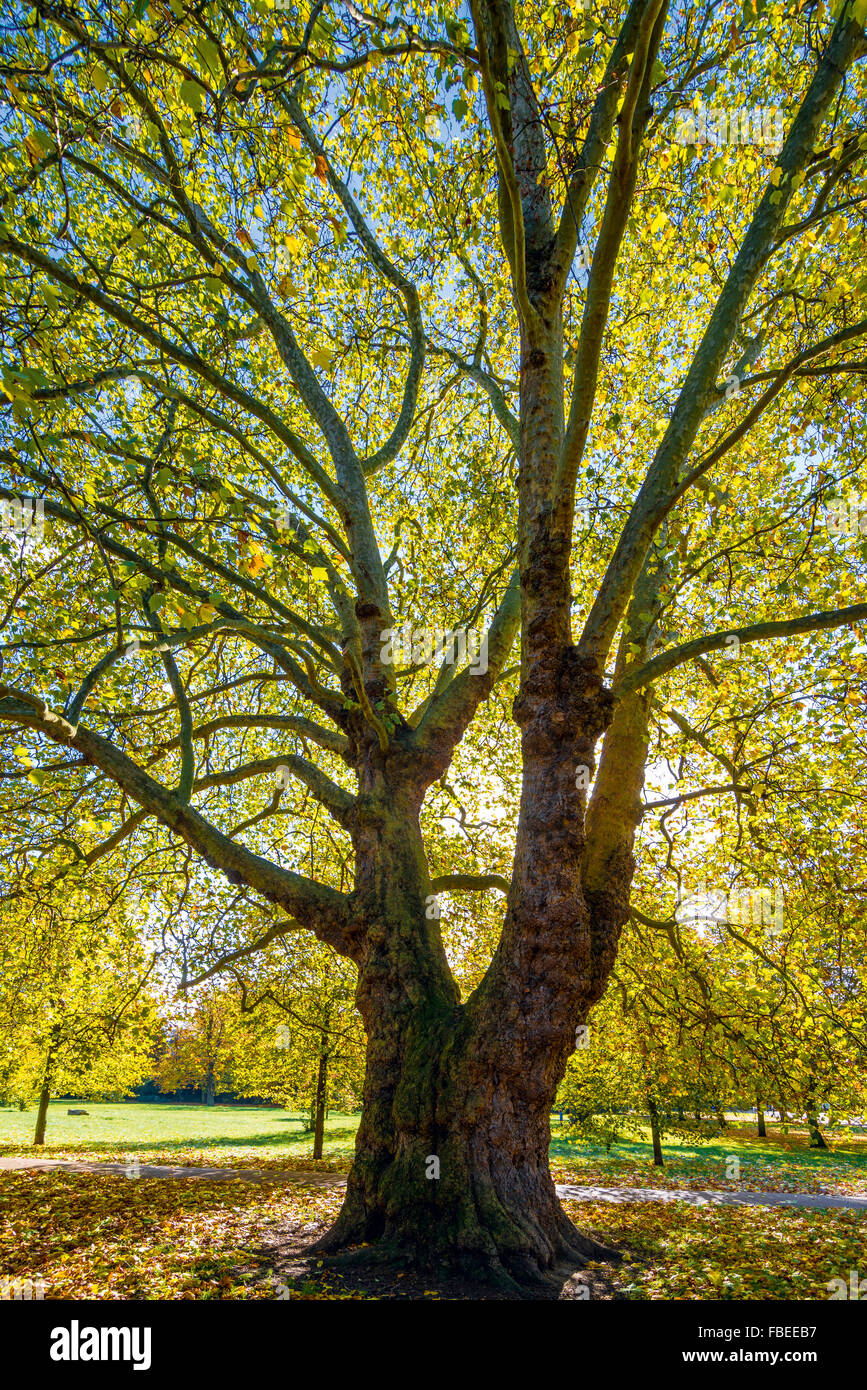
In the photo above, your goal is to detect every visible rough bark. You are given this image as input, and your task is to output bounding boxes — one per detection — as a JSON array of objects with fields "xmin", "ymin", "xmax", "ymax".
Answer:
[
  {"xmin": 311, "ymin": 782, "xmax": 616, "ymax": 1289},
  {"xmin": 757, "ymin": 1097, "xmax": 767, "ymax": 1138}
]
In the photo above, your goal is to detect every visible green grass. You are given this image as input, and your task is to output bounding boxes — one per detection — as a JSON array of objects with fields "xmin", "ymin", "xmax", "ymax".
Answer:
[
  {"xmin": 0, "ymin": 1101, "xmax": 360, "ymax": 1165},
  {"xmin": 2, "ymin": 1103, "xmax": 866, "ymax": 1194},
  {"xmin": 550, "ymin": 1119, "xmax": 867, "ymax": 1194}
]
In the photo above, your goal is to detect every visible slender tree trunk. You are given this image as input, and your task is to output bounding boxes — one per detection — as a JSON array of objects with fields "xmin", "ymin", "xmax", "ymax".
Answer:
[
  {"xmin": 312, "ymin": 1049, "xmax": 328, "ymax": 1161},
  {"xmin": 756, "ymin": 1096, "xmax": 767, "ymax": 1138},
  {"xmin": 805, "ymin": 1078, "xmax": 827, "ymax": 1149},
  {"xmin": 806, "ymin": 1107, "xmax": 827, "ymax": 1148},
  {"xmin": 33, "ymin": 1034, "xmax": 58, "ymax": 1146},
  {"xmin": 33, "ymin": 1077, "xmax": 51, "ymax": 1147},
  {"xmin": 202, "ymin": 1068, "xmax": 215, "ymax": 1106},
  {"xmin": 715, "ymin": 1106, "xmax": 727, "ymax": 1130},
  {"xmin": 648, "ymin": 1099, "xmax": 664, "ymax": 1167}
]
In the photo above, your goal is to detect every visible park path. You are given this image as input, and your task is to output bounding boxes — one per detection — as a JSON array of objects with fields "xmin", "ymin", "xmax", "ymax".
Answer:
[
  {"xmin": 1, "ymin": 1157, "xmax": 866, "ymax": 1209},
  {"xmin": 555, "ymin": 1182, "xmax": 867, "ymax": 1211},
  {"xmin": 0, "ymin": 1156, "xmax": 343, "ymax": 1186}
]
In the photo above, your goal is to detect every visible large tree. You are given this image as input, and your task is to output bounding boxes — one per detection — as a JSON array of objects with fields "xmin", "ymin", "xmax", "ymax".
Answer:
[{"xmin": 1, "ymin": 0, "xmax": 866, "ymax": 1287}]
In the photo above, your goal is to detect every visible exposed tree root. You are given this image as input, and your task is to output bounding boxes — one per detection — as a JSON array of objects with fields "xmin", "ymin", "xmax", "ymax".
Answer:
[{"xmin": 306, "ymin": 1191, "xmax": 622, "ymax": 1295}]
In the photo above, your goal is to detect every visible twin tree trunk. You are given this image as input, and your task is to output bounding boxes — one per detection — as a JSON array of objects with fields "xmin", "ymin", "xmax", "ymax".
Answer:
[
  {"xmin": 314, "ymin": 769, "xmax": 618, "ymax": 1289},
  {"xmin": 310, "ymin": 250, "xmax": 634, "ymax": 1284},
  {"xmin": 314, "ymin": 427, "xmax": 628, "ymax": 1287}
]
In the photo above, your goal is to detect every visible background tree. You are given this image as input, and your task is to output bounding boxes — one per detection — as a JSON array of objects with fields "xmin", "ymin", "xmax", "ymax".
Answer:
[
  {"xmin": 227, "ymin": 937, "xmax": 365, "ymax": 1156},
  {"xmin": 0, "ymin": 885, "xmax": 158, "ymax": 1143},
  {"xmin": 154, "ymin": 985, "xmax": 239, "ymax": 1104}
]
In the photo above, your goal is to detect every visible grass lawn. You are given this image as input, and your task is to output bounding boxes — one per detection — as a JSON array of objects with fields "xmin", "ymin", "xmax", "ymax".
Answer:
[
  {"xmin": 0, "ymin": 1101, "xmax": 359, "ymax": 1168},
  {"xmin": 2, "ymin": 1103, "xmax": 867, "ymax": 1191},
  {"xmin": 550, "ymin": 1120, "xmax": 867, "ymax": 1195}
]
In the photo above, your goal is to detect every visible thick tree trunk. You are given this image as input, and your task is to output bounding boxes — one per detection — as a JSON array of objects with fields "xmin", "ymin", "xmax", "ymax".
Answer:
[
  {"xmin": 313, "ymin": 791, "xmax": 615, "ymax": 1289},
  {"xmin": 202, "ymin": 1069, "xmax": 215, "ymax": 1106},
  {"xmin": 312, "ymin": 103, "xmax": 626, "ymax": 1284},
  {"xmin": 312, "ymin": 1049, "xmax": 328, "ymax": 1161},
  {"xmin": 756, "ymin": 1096, "xmax": 767, "ymax": 1138}
]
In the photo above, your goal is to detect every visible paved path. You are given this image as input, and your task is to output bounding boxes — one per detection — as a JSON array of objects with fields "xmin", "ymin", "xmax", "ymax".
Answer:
[
  {"xmin": 0, "ymin": 1157, "xmax": 344, "ymax": 1185},
  {"xmin": 555, "ymin": 1183, "xmax": 867, "ymax": 1211},
  {"xmin": 2, "ymin": 1158, "xmax": 865, "ymax": 1209}
]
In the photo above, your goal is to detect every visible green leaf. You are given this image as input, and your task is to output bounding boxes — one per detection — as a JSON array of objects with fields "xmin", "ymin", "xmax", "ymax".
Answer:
[{"xmin": 179, "ymin": 80, "xmax": 206, "ymax": 113}]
